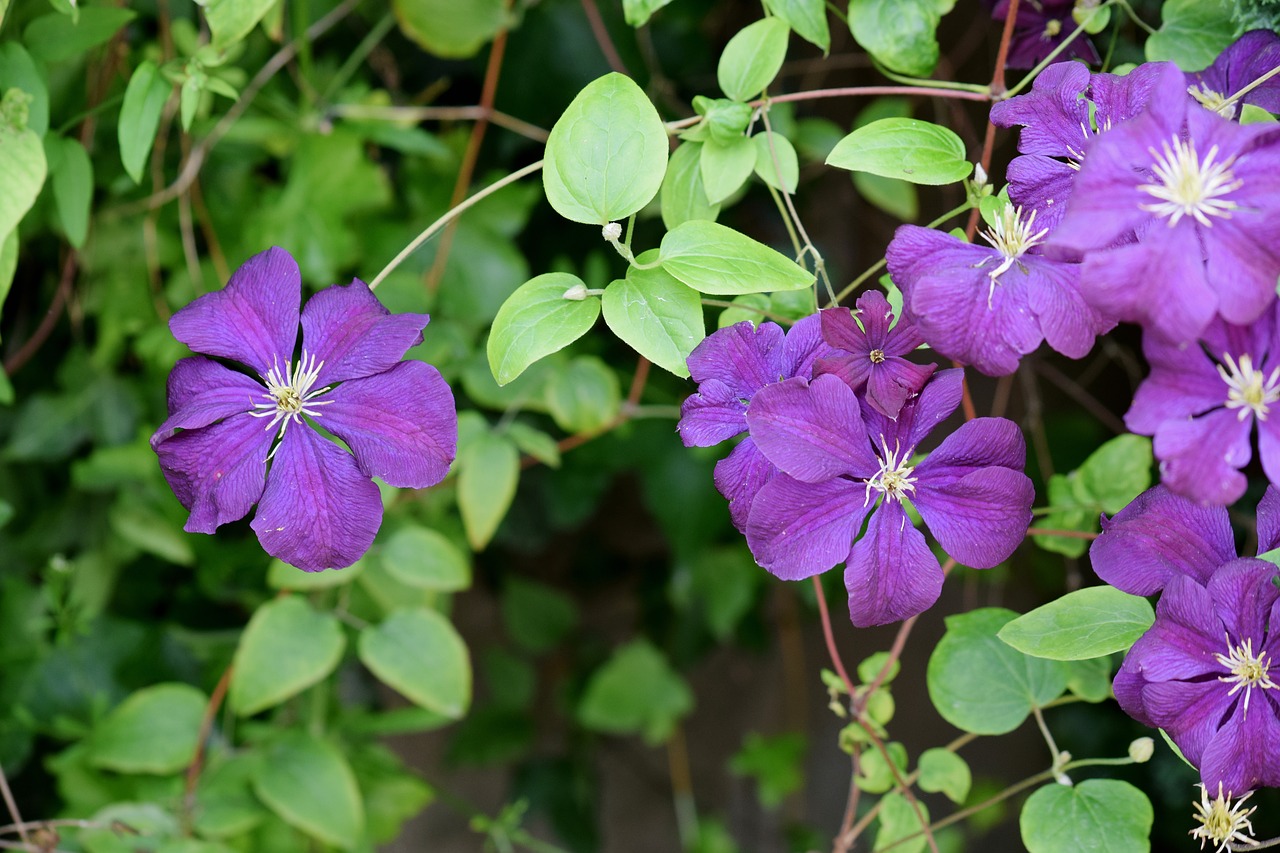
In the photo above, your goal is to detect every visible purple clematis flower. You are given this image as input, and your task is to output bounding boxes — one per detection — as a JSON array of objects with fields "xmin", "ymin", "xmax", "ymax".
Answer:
[
  {"xmin": 886, "ymin": 205, "xmax": 1112, "ymax": 376},
  {"xmin": 677, "ymin": 314, "xmax": 833, "ymax": 531},
  {"xmin": 991, "ymin": 0, "xmax": 1100, "ymax": 70},
  {"xmin": 743, "ymin": 369, "xmax": 1033, "ymax": 626},
  {"xmin": 1189, "ymin": 30, "xmax": 1280, "ymax": 118},
  {"xmin": 814, "ymin": 290, "xmax": 936, "ymax": 419},
  {"xmin": 989, "ymin": 61, "xmax": 1166, "ymax": 232},
  {"xmin": 151, "ymin": 247, "xmax": 457, "ymax": 571},
  {"xmin": 1113, "ymin": 557, "xmax": 1280, "ymax": 796},
  {"xmin": 1125, "ymin": 304, "xmax": 1280, "ymax": 505},
  {"xmin": 1049, "ymin": 62, "xmax": 1280, "ymax": 344}
]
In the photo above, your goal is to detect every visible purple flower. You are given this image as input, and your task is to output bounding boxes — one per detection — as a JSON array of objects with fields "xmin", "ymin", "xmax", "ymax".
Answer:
[
  {"xmin": 886, "ymin": 207, "xmax": 1112, "ymax": 376},
  {"xmin": 1049, "ymin": 63, "xmax": 1280, "ymax": 344},
  {"xmin": 1190, "ymin": 30, "xmax": 1280, "ymax": 118},
  {"xmin": 677, "ymin": 315, "xmax": 833, "ymax": 530},
  {"xmin": 991, "ymin": 0, "xmax": 1100, "ymax": 70},
  {"xmin": 1113, "ymin": 559, "xmax": 1280, "ymax": 796},
  {"xmin": 150, "ymin": 247, "xmax": 457, "ymax": 571},
  {"xmin": 990, "ymin": 61, "xmax": 1166, "ymax": 232},
  {"xmin": 813, "ymin": 290, "xmax": 936, "ymax": 419},
  {"xmin": 1125, "ymin": 305, "xmax": 1280, "ymax": 505},
  {"xmin": 743, "ymin": 369, "xmax": 1033, "ymax": 626}
]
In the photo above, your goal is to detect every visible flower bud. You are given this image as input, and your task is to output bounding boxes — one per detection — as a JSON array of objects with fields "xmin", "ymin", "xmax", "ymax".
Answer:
[
  {"xmin": 1128, "ymin": 737, "xmax": 1154, "ymax": 763},
  {"xmin": 601, "ymin": 222, "xmax": 623, "ymax": 242},
  {"xmin": 562, "ymin": 283, "xmax": 589, "ymax": 301}
]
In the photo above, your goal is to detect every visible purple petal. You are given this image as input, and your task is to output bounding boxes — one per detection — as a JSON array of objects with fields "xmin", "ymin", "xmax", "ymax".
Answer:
[
  {"xmin": 713, "ymin": 437, "xmax": 776, "ymax": 533},
  {"xmin": 912, "ymin": 465, "xmax": 1034, "ymax": 569},
  {"xmin": 918, "ymin": 416, "xmax": 1027, "ymax": 477},
  {"xmin": 153, "ymin": 414, "xmax": 273, "ymax": 533},
  {"xmin": 251, "ymin": 426, "xmax": 382, "ymax": 571},
  {"xmin": 1257, "ymin": 486, "xmax": 1280, "ymax": 553},
  {"xmin": 1136, "ymin": 574, "xmax": 1223, "ymax": 682},
  {"xmin": 169, "ymin": 247, "xmax": 301, "ymax": 377},
  {"xmin": 989, "ymin": 62, "xmax": 1091, "ymax": 152},
  {"xmin": 686, "ymin": 321, "xmax": 783, "ymax": 390},
  {"xmin": 1154, "ymin": 407, "xmax": 1252, "ymax": 506},
  {"xmin": 1125, "ymin": 332, "xmax": 1228, "ymax": 433},
  {"xmin": 746, "ymin": 376, "xmax": 879, "ymax": 483},
  {"xmin": 319, "ymin": 361, "xmax": 456, "ymax": 489},
  {"xmin": 745, "ymin": 474, "xmax": 869, "ymax": 581},
  {"xmin": 1206, "ymin": 559, "xmax": 1280, "ymax": 647},
  {"xmin": 678, "ymin": 379, "xmax": 748, "ymax": 447},
  {"xmin": 1089, "ymin": 62, "xmax": 1167, "ymax": 129},
  {"xmin": 1193, "ymin": 30, "xmax": 1280, "ymax": 115},
  {"xmin": 300, "ymin": 279, "xmax": 429, "ymax": 387},
  {"xmin": 1145, "ymin": 679, "xmax": 1233, "ymax": 769},
  {"xmin": 1199, "ymin": 695, "xmax": 1280, "ymax": 797},
  {"xmin": 1024, "ymin": 259, "xmax": 1112, "ymax": 359},
  {"xmin": 863, "ymin": 358, "xmax": 937, "ymax": 420},
  {"xmin": 1089, "ymin": 486, "xmax": 1235, "ymax": 594},
  {"xmin": 845, "ymin": 501, "xmax": 943, "ymax": 626},
  {"xmin": 779, "ymin": 312, "xmax": 835, "ymax": 379},
  {"xmin": 866, "ymin": 368, "xmax": 964, "ymax": 455},
  {"xmin": 1112, "ymin": 656, "xmax": 1154, "ymax": 727},
  {"xmin": 151, "ymin": 357, "xmax": 265, "ymax": 443},
  {"xmin": 821, "ymin": 305, "xmax": 871, "ymax": 353},
  {"xmin": 1006, "ymin": 156, "xmax": 1077, "ymax": 234}
]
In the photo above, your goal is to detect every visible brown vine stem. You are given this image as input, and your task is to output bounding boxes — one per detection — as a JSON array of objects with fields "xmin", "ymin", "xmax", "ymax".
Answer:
[
  {"xmin": 182, "ymin": 663, "xmax": 235, "ymax": 822},
  {"xmin": 812, "ymin": 575, "xmax": 856, "ymax": 697},
  {"xmin": 580, "ymin": 0, "xmax": 629, "ymax": 75},
  {"xmin": 966, "ymin": 0, "xmax": 1020, "ymax": 240},
  {"xmin": 3, "ymin": 252, "xmax": 77, "ymax": 376},
  {"xmin": 424, "ymin": 0, "xmax": 515, "ymax": 295},
  {"xmin": 0, "ymin": 763, "xmax": 28, "ymax": 848}
]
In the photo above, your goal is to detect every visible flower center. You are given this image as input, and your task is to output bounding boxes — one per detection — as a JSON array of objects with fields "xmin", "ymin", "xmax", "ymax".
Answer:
[
  {"xmin": 1217, "ymin": 353, "xmax": 1280, "ymax": 421},
  {"xmin": 1188, "ymin": 84, "xmax": 1238, "ymax": 120},
  {"xmin": 1041, "ymin": 19, "xmax": 1061, "ymax": 40},
  {"xmin": 869, "ymin": 349, "xmax": 886, "ymax": 364},
  {"xmin": 250, "ymin": 350, "xmax": 335, "ymax": 438},
  {"xmin": 864, "ymin": 438, "xmax": 917, "ymax": 505},
  {"xmin": 978, "ymin": 205, "xmax": 1048, "ymax": 303},
  {"xmin": 1138, "ymin": 135, "xmax": 1242, "ymax": 228},
  {"xmin": 1191, "ymin": 783, "xmax": 1257, "ymax": 852},
  {"xmin": 1215, "ymin": 635, "xmax": 1278, "ymax": 719}
]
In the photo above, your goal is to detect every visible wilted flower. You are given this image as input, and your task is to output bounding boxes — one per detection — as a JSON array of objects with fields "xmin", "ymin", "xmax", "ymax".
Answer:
[
  {"xmin": 743, "ymin": 369, "xmax": 1033, "ymax": 626},
  {"xmin": 886, "ymin": 204, "xmax": 1111, "ymax": 376},
  {"xmin": 151, "ymin": 247, "xmax": 457, "ymax": 571},
  {"xmin": 677, "ymin": 315, "xmax": 834, "ymax": 530},
  {"xmin": 814, "ymin": 290, "xmax": 935, "ymax": 419}
]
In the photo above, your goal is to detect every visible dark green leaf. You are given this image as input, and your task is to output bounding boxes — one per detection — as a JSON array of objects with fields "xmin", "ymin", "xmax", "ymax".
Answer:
[
  {"xmin": 1145, "ymin": 0, "xmax": 1235, "ymax": 71},
  {"xmin": 0, "ymin": 43, "xmax": 49, "ymax": 136},
  {"xmin": 48, "ymin": 136, "xmax": 92, "ymax": 248},
  {"xmin": 253, "ymin": 732, "xmax": 365, "ymax": 850},
  {"xmin": 358, "ymin": 607, "xmax": 471, "ymax": 718},
  {"xmin": 501, "ymin": 576, "xmax": 579, "ymax": 654},
  {"xmin": 729, "ymin": 732, "xmax": 806, "ymax": 807},
  {"xmin": 23, "ymin": 7, "xmax": 136, "ymax": 63},
  {"xmin": 998, "ymin": 587, "xmax": 1155, "ymax": 661},
  {"xmin": 848, "ymin": 0, "xmax": 940, "ymax": 77},
  {"xmin": 229, "ymin": 597, "xmax": 345, "ymax": 716}
]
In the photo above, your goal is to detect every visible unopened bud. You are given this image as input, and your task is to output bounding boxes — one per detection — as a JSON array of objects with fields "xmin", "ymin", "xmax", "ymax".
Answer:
[
  {"xmin": 601, "ymin": 222, "xmax": 623, "ymax": 242},
  {"xmin": 973, "ymin": 163, "xmax": 988, "ymax": 186},
  {"xmin": 562, "ymin": 283, "xmax": 589, "ymax": 301},
  {"xmin": 1128, "ymin": 737, "xmax": 1154, "ymax": 763}
]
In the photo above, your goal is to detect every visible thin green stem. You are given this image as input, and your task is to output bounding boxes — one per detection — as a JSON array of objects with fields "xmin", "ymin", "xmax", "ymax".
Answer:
[
  {"xmin": 1115, "ymin": 0, "xmax": 1156, "ymax": 35},
  {"xmin": 871, "ymin": 63, "xmax": 991, "ymax": 94},
  {"xmin": 369, "ymin": 159, "xmax": 544, "ymax": 289},
  {"xmin": 1003, "ymin": 4, "xmax": 1109, "ymax": 98},
  {"xmin": 319, "ymin": 12, "xmax": 396, "ymax": 103},
  {"xmin": 829, "ymin": 200, "xmax": 971, "ymax": 306},
  {"xmin": 56, "ymin": 93, "xmax": 126, "ymax": 135},
  {"xmin": 291, "ymin": 0, "xmax": 316, "ymax": 106},
  {"xmin": 1224, "ymin": 65, "xmax": 1280, "ymax": 110},
  {"xmin": 765, "ymin": 183, "xmax": 805, "ymax": 260}
]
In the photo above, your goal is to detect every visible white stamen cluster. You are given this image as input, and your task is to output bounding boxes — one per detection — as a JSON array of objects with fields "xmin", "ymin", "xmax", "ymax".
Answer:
[
  {"xmin": 250, "ymin": 351, "xmax": 335, "ymax": 440},
  {"xmin": 978, "ymin": 205, "xmax": 1049, "ymax": 304},
  {"xmin": 1217, "ymin": 353, "xmax": 1280, "ymax": 422},
  {"xmin": 1188, "ymin": 84, "xmax": 1238, "ymax": 120},
  {"xmin": 864, "ymin": 438, "xmax": 917, "ymax": 506},
  {"xmin": 1214, "ymin": 635, "xmax": 1278, "ymax": 719},
  {"xmin": 1190, "ymin": 783, "xmax": 1258, "ymax": 853},
  {"xmin": 1138, "ymin": 135, "xmax": 1242, "ymax": 227}
]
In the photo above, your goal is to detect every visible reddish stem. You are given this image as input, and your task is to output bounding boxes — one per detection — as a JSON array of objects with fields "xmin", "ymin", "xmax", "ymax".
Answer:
[
  {"xmin": 183, "ymin": 664, "xmax": 234, "ymax": 817},
  {"xmin": 966, "ymin": 0, "xmax": 1021, "ymax": 239},
  {"xmin": 580, "ymin": 0, "xmax": 628, "ymax": 75},
  {"xmin": 812, "ymin": 575, "xmax": 856, "ymax": 697}
]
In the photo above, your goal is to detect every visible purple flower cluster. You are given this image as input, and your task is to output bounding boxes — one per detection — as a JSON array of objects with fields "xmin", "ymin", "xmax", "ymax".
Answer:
[
  {"xmin": 1093, "ymin": 486, "xmax": 1280, "ymax": 796},
  {"xmin": 679, "ymin": 295, "xmax": 1033, "ymax": 626},
  {"xmin": 151, "ymin": 247, "xmax": 457, "ymax": 571}
]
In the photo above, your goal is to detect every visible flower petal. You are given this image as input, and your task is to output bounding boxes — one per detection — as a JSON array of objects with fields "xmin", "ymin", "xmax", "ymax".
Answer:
[
  {"xmin": 863, "ymin": 358, "xmax": 936, "ymax": 420},
  {"xmin": 151, "ymin": 357, "xmax": 265, "ymax": 443},
  {"xmin": 746, "ymin": 375, "xmax": 879, "ymax": 482},
  {"xmin": 1206, "ymin": 559, "xmax": 1280, "ymax": 647},
  {"xmin": 318, "ymin": 361, "xmax": 457, "ymax": 489},
  {"xmin": 1125, "ymin": 331, "xmax": 1228, "ymax": 433},
  {"xmin": 989, "ymin": 61, "xmax": 1091, "ymax": 156},
  {"xmin": 251, "ymin": 426, "xmax": 382, "ymax": 571},
  {"xmin": 1257, "ymin": 486, "xmax": 1280, "ymax": 554},
  {"xmin": 169, "ymin": 247, "xmax": 300, "ymax": 377},
  {"xmin": 1145, "ymin": 679, "xmax": 1233, "ymax": 770},
  {"xmin": 686, "ymin": 320, "xmax": 783, "ymax": 389},
  {"xmin": 678, "ymin": 378, "xmax": 749, "ymax": 447},
  {"xmin": 1089, "ymin": 486, "xmax": 1234, "ymax": 594},
  {"xmin": 845, "ymin": 501, "xmax": 943, "ymax": 627},
  {"xmin": 745, "ymin": 474, "xmax": 869, "ymax": 581},
  {"xmin": 1198, "ymin": 694, "xmax": 1280, "ymax": 797},
  {"xmin": 713, "ymin": 436, "xmax": 775, "ymax": 533},
  {"xmin": 779, "ymin": 312, "xmax": 833, "ymax": 378},
  {"xmin": 912, "ymin": 464, "xmax": 1034, "ymax": 569},
  {"xmin": 866, "ymin": 368, "xmax": 964, "ymax": 455},
  {"xmin": 154, "ymin": 413, "xmax": 273, "ymax": 533},
  {"xmin": 1154, "ymin": 407, "xmax": 1252, "ymax": 506},
  {"xmin": 300, "ymin": 279, "xmax": 429, "ymax": 386}
]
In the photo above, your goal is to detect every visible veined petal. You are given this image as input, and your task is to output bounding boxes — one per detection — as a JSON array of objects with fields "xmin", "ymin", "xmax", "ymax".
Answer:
[
  {"xmin": 911, "ymin": 465, "xmax": 1033, "ymax": 569},
  {"xmin": 1112, "ymin": 655, "xmax": 1154, "ymax": 726},
  {"xmin": 864, "ymin": 358, "xmax": 936, "ymax": 420},
  {"xmin": 251, "ymin": 426, "xmax": 382, "ymax": 571},
  {"xmin": 319, "ymin": 361, "xmax": 457, "ymax": 489},
  {"xmin": 1199, "ymin": 695, "xmax": 1280, "ymax": 797},
  {"xmin": 866, "ymin": 368, "xmax": 964, "ymax": 455},
  {"xmin": 1025, "ymin": 258, "xmax": 1112, "ymax": 359},
  {"xmin": 1204, "ymin": 214, "xmax": 1280, "ymax": 329},
  {"xmin": 989, "ymin": 61, "xmax": 1091, "ymax": 157},
  {"xmin": 300, "ymin": 279, "xmax": 429, "ymax": 386},
  {"xmin": 151, "ymin": 357, "xmax": 265, "ymax": 444},
  {"xmin": 1089, "ymin": 486, "xmax": 1235, "ymax": 594},
  {"xmin": 779, "ymin": 312, "xmax": 834, "ymax": 379},
  {"xmin": 845, "ymin": 501, "xmax": 943, "ymax": 626},
  {"xmin": 169, "ymin": 247, "xmax": 300, "ymax": 376},
  {"xmin": 1006, "ymin": 156, "xmax": 1076, "ymax": 234},
  {"xmin": 1207, "ymin": 559, "xmax": 1280, "ymax": 648},
  {"xmin": 154, "ymin": 413, "xmax": 272, "ymax": 533},
  {"xmin": 678, "ymin": 378, "xmax": 749, "ymax": 447},
  {"xmin": 746, "ymin": 375, "xmax": 878, "ymax": 482},
  {"xmin": 713, "ymin": 437, "xmax": 776, "ymax": 533},
  {"xmin": 1257, "ymin": 486, "xmax": 1280, "ymax": 554},
  {"xmin": 1126, "ymin": 332, "xmax": 1229, "ymax": 432},
  {"xmin": 1076, "ymin": 237, "xmax": 1214, "ymax": 345},
  {"xmin": 1155, "ymin": 407, "xmax": 1252, "ymax": 506},
  {"xmin": 745, "ymin": 474, "xmax": 868, "ymax": 581},
  {"xmin": 1145, "ymin": 679, "xmax": 1234, "ymax": 769},
  {"xmin": 686, "ymin": 321, "xmax": 783, "ymax": 389},
  {"xmin": 918, "ymin": 417, "xmax": 1027, "ymax": 475}
]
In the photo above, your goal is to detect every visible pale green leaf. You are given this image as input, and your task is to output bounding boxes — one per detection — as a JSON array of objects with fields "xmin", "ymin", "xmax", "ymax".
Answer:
[
  {"xmin": 204, "ymin": 0, "xmax": 277, "ymax": 49},
  {"xmin": 253, "ymin": 732, "xmax": 365, "ymax": 850},
  {"xmin": 359, "ymin": 607, "xmax": 472, "ymax": 718},
  {"xmin": 267, "ymin": 556, "xmax": 365, "ymax": 590},
  {"xmin": 717, "ymin": 17, "xmax": 790, "ymax": 102},
  {"xmin": 543, "ymin": 73, "xmax": 669, "ymax": 224},
  {"xmin": 488, "ymin": 272, "xmax": 600, "ymax": 385},
  {"xmin": 874, "ymin": 792, "xmax": 929, "ymax": 853},
  {"xmin": 602, "ymin": 255, "xmax": 704, "ymax": 378},
  {"xmin": 87, "ymin": 683, "xmax": 207, "ymax": 774},
  {"xmin": 826, "ymin": 118, "xmax": 970, "ymax": 185},
  {"xmin": 393, "ymin": 0, "xmax": 507, "ymax": 59},
  {"xmin": 623, "ymin": 0, "xmax": 676, "ymax": 27},
  {"xmin": 660, "ymin": 220, "xmax": 813, "ymax": 294},
  {"xmin": 917, "ymin": 749, "xmax": 970, "ymax": 804},
  {"xmin": 48, "ymin": 136, "xmax": 92, "ymax": 248},
  {"xmin": 998, "ymin": 587, "xmax": 1155, "ymax": 661},
  {"xmin": 545, "ymin": 355, "xmax": 621, "ymax": 433},
  {"xmin": 578, "ymin": 639, "xmax": 694, "ymax": 744},
  {"xmin": 661, "ymin": 141, "xmax": 720, "ymax": 229},
  {"xmin": 700, "ymin": 135, "xmax": 756, "ymax": 204},
  {"xmin": 1021, "ymin": 779, "xmax": 1152, "ymax": 853},
  {"xmin": 457, "ymin": 430, "xmax": 519, "ymax": 549},
  {"xmin": 848, "ymin": 0, "xmax": 940, "ymax": 78},
  {"xmin": 229, "ymin": 597, "xmax": 346, "ymax": 716},
  {"xmin": 23, "ymin": 7, "xmax": 136, "ymax": 63},
  {"xmin": 0, "ymin": 91, "xmax": 47, "ymax": 242},
  {"xmin": 1145, "ymin": 0, "xmax": 1235, "ymax": 71},
  {"xmin": 119, "ymin": 61, "xmax": 172, "ymax": 184},
  {"xmin": 0, "ymin": 43, "xmax": 49, "ymax": 136},
  {"xmin": 381, "ymin": 526, "xmax": 470, "ymax": 592},
  {"xmin": 752, "ymin": 132, "xmax": 799, "ymax": 193},
  {"xmin": 763, "ymin": 0, "xmax": 830, "ymax": 52}
]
